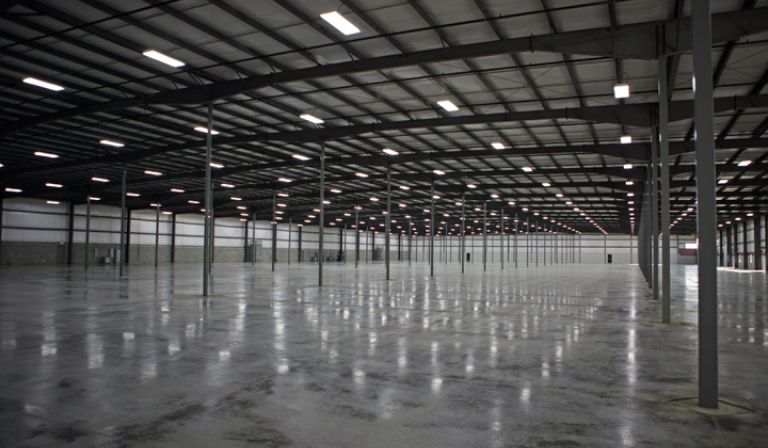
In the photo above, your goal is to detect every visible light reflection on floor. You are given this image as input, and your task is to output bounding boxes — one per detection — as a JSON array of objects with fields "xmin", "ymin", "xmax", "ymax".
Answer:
[{"xmin": 0, "ymin": 262, "xmax": 766, "ymax": 447}]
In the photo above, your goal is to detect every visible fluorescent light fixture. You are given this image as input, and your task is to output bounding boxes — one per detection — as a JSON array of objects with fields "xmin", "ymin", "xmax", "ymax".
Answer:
[
  {"xmin": 209, "ymin": 162, "xmax": 224, "ymax": 168},
  {"xmin": 277, "ymin": 203, "xmax": 287, "ymax": 208},
  {"xmin": 162, "ymin": 211, "xmax": 173, "ymax": 215},
  {"xmin": 194, "ymin": 126, "xmax": 219, "ymax": 135},
  {"xmin": 432, "ymin": 169, "xmax": 445, "ymax": 175},
  {"xmin": 521, "ymin": 166, "xmax": 533, "ymax": 172},
  {"xmin": 437, "ymin": 100, "xmax": 459, "ymax": 112},
  {"xmin": 467, "ymin": 184, "xmax": 477, "ymax": 189},
  {"xmin": 91, "ymin": 176, "xmax": 109, "ymax": 183},
  {"xmin": 237, "ymin": 205, "xmax": 247, "ymax": 210},
  {"xmin": 620, "ymin": 135, "xmax": 632, "ymax": 144},
  {"xmin": 142, "ymin": 50, "xmax": 185, "ymax": 68},
  {"xmin": 613, "ymin": 83, "xmax": 630, "ymax": 99},
  {"xmin": 188, "ymin": 200, "xmax": 200, "ymax": 205},
  {"xmin": 623, "ymin": 163, "xmax": 633, "ymax": 169},
  {"xmin": 432, "ymin": 195, "xmax": 441, "ymax": 200},
  {"xmin": 718, "ymin": 179, "xmax": 728, "ymax": 184},
  {"xmin": 300, "ymin": 113, "xmax": 324, "ymax": 124},
  {"xmin": 555, "ymin": 193, "xmax": 563, "ymax": 198},
  {"xmin": 355, "ymin": 172, "xmax": 368, "ymax": 178},
  {"xmin": 45, "ymin": 182, "xmax": 62, "ymax": 188},
  {"xmin": 737, "ymin": 160, "xmax": 752, "ymax": 167},
  {"xmin": 507, "ymin": 201, "xmax": 515, "ymax": 206},
  {"xmin": 278, "ymin": 177, "xmax": 293, "ymax": 183},
  {"xmin": 100, "ymin": 139, "xmax": 125, "ymax": 148},
  {"xmin": 320, "ymin": 11, "xmax": 361, "ymax": 35},
  {"xmin": 370, "ymin": 197, "xmax": 379, "ymax": 202},
  {"xmin": 46, "ymin": 200, "xmax": 60, "ymax": 205},
  {"xmin": 126, "ymin": 192, "xmax": 140, "ymax": 197},
  {"xmin": 34, "ymin": 151, "xmax": 58, "ymax": 159},
  {"xmin": 221, "ymin": 183, "xmax": 235, "ymax": 188},
  {"xmin": 542, "ymin": 182, "xmax": 551, "ymax": 187},
  {"xmin": 23, "ymin": 77, "xmax": 64, "ymax": 91},
  {"xmin": 490, "ymin": 193, "xmax": 499, "ymax": 199},
  {"xmin": 625, "ymin": 181, "xmax": 634, "ymax": 185},
  {"xmin": 330, "ymin": 188, "xmax": 342, "ymax": 194},
  {"xmin": 88, "ymin": 196, "xmax": 101, "ymax": 201},
  {"xmin": 144, "ymin": 170, "xmax": 162, "ymax": 176},
  {"xmin": 399, "ymin": 185, "xmax": 410, "ymax": 190},
  {"xmin": 322, "ymin": 200, "xmax": 331, "ymax": 204},
  {"xmin": 399, "ymin": 203, "xmax": 407, "ymax": 208},
  {"xmin": 382, "ymin": 148, "xmax": 399, "ymax": 156},
  {"xmin": 5, "ymin": 187, "xmax": 22, "ymax": 193},
  {"xmin": 292, "ymin": 154, "xmax": 310, "ymax": 161},
  {"xmin": 230, "ymin": 196, "xmax": 242, "ymax": 201},
  {"xmin": 278, "ymin": 192, "xmax": 290, "ymax": 197},
  {"xmin": 170, "ymin": 188, "xmax": 185, "ymax": 193},
  {"xmin": 491, "ymin": 142, "xmax": 505, "ymax": 150}
]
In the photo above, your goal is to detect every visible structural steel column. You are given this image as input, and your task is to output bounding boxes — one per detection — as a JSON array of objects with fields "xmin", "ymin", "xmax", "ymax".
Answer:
[
  {"xmin": 354, "ymin": 208, "xmax": 359, "ymax": 268},
  {"xmin": 85, "ymin": 196, "xmax": 91, "ymax": 269},
  {"xmin": 461, "ymin": 195, "xmax": 466, "ymax": 274},
  {"xmin": 408, "ymin": 220, "xmax": 413, "ymax": 266},
  {"xmin": 250, "ymin": 212, "xmax": 256, "ymax": 265},
  {"xmin": 243, "ymin": 221, "xmax": 249, "ymax": 263},
  {"xmin": 319, "ymin": 141, "xmax": 325, "ymax": 286},
  {"xmin": 651, "ymin": 124, "xmax": 660, "ymax": 300},
  {"xmin": 386, "ymin": 165, "xmax": 391, "ymax": 280},
  {"xmin": 288, "ymin": 217, "xmax": 292, "ymax": 265},
  {"xmin": 202, "ymin": 102, "xmax": 213, "ymax": 296},
  {"xmin": 500, "ymin": 207, "xmax": 504, "ymax": 270},
  {"xmin": 482, "ymin": 202, "xmax": 487, "ymax": 272},
  {"xmin": 154, "ymin": 205, "xmax": 160, "ymax": 268},
  {"xmin": 430, "ymin": 186, "xmax": 435, "ymax": 277},
  {"xmin": 119, "ymin": 168, "xmax": 127, "ymax": 277},
  {"xmin": 543, "ymin": 225, "xmax": 547, "ymax": 266},
  {"xmin": 692, "ymin": 0, "xmax": 719, "ymax": 409},
  {"xmin": 726, "ymin": 226, "xmax": 732, "ymax": 267},
  {"xmin": 298, "ymin": 226, "xmax": 303, "ymax": 262},
  {"xmin": 733, "ymin": 224, "xmax": 739, "ymax": 268},
  {"xmin": 718, "ymin": 228, "xmax": 724, "ymax": 267},
  {"xmin": 658, "ymin": 55, "xmax": 672, "ymax": 322},
  {"xmin": 171, "ymin": 213, "xmax": 176, "ymax": 264},
  {"xmin": 67, "ymin": 203, "xmax": 74, "ymax": 265},
  {"xmin": 272, "ymin": 193, "xmax": 277, "ymax": 272},
  {"xmin": 743, "ymin": 222, "xmax": 749, "ymax": 269},
  {"xmin": 514, "ymin": 215, "xmax": 518, "ymax": 268},
  {"xmin": 754, "ymin": 217, "xmax": 762, "ymax": 270},
  {"xmin": 526, "ymin": 218, "xmax": 530, "ymax": 267}
]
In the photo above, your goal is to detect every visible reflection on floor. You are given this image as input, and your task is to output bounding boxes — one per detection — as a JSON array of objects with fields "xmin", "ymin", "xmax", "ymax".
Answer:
[{"xmin": 0, "ymin": 262, "xmax": 766, "ymax": 447}]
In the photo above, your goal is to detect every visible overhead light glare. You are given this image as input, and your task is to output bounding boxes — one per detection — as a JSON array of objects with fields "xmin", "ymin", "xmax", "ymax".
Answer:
[
  {"xmin": 320, "ymin": 11, "xmax": 361, "ymax": 35},
  {"xmin": 620, "ymin": 135, "xmax": 632, "ymax": 144},
  {"xmin": 91, "ymin": 176, "xmax": 109, "ymax": 183},
  {"xmin": 193, "ymin": 126, "xmax": 219, "ymax": 135},
  {"xmin": 491, "ymin": 142, "xmax": 505, "ymax": 150},
  {"xmin": 278, "ymin": 177, "xmax": 293, "ymax": 183},
  {"xmin": 170, "ymin": 188, "xmax": 185, "ymax": 193},
  {"xmin": 432, "ymin": 169, "xmax": 445, "ymax": 175},
  {"xmin": 5, "ymin": 187, "xmax": 22, "ymax": 193},
  {"xmin": 623, "ymin": 163, "xmax": 633, "ymax": 170},
  {"xmin": 100, "ymin": 139, "xmax": 125, "ymax": 148},
  {"xmin": 144, "ymin": 170, "xmax": 162, "ymax": 176},
  {"xmin": 45, "ymin": 182, "xmax": 63, "ymax": 188},
  {"xmin": 614, "ymin": 83, "xmax": 630, "ymax": 99},
  {"xmin": 355, "ymin": 172, "xmax": 368, "ymax": 178},
  {"xmin": 142, "ymin": 50, "xmax": 185, "ymax": 67},
  {"xmin": 126, "ymin": 192, "xmax": 140, "ymax": 197},
  {"xmin": 382, "ymin": 148, "xmax": 399, "ymax": 156},
  {"xmin": 737, "ymin": 160, "xmax": 752, "ymax": 167},
  {"xmin": 221, "ymin": 183, "xmax": 235, "ymax": 188},
  {"xmin": 292, "ymin": 154, "xmax": 310, "ymax": 161},
  {"xmin": 23, "ymin": 77, "xmax": 64, "ymax": 91},
  {"xmin": 300, "ymin": 113, "xmax": 324, "ymax": 124},
  {"xmin": 34, "ymin": 151, "xmax": 58, "ymax": 159},
  {"xmin": 437, "ymin": 100, "xmax": 459, "ymax": 112}
]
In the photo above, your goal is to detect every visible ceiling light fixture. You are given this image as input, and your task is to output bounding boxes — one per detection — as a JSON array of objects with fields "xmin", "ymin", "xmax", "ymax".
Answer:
[
  {"xmin": 382, "ymin": 148, "xmax": 399, "ymax": 156},
  {"xmin": 292, "ymin": 154, "xmax": 310, "ymax": 161},
  {"xmin": 91, "ymin": 176, "xmax": 109, "ymax": 183},
  {"xmin": 144, "ymin": 170, "xmax": 162, "ymax": 176},
  {"xmin": 491, "ymin": 142, "xmax": 505, "ymax": 150},
  {"xmin": 193, "ymin": 126, "xmax": 219, "ymax": 135},
  {"xmin": 142, "ymin": 50, "xmax": 185, "ymax": 68},
  {"xmin": 34, "ymin": 151, "xmax": 58, "ymax": 159},
  {"xmin": 620, "ymin": 135, "xmax": 632, "ymax": 144},
  {"xmin": 100, "ymin": 139, "xmax": 125, "ymax": 148},
  {"xmin": 23, "ymin": 77, "xmax": 64, "ymax": 91},
  {"xmin": 299, "ymin": 113, "xmax": 324, "ymax": 124},
  {"xmin": 436, "ymin": 100, "xmax": 459, "ymax": 112},
  {"xmin": 614, "ymin": 83, "xmax": 630, "ymax": 99},
  {"xmin": 320, "ymin": 11, "xmax": 361, "ymax": 35}
]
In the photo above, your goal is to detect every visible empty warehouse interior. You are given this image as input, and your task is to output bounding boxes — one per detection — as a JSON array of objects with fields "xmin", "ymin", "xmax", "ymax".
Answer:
[{"xmin": 1, "ymin": 0, "xmax": 767, "ymax": 446}]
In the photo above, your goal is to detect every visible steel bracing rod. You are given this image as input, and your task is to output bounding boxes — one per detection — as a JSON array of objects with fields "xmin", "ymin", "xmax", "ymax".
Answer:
[
  {"xmin": 693, "ymin": 0, "xmax": 719, "ymax": 409},
  {"xmin": 4, "ymin": 7, "xmax": 768, "ymax": 136},
  {"xmin": 119, "ymin": 167, "xmax": 127, "ymax": 277},
  {"xmin": 659, "ymin": 55, "xmax": 672, "ymax": 323},
  {"xmin": 202, "ymin": 102, "xmax": 213, "ymax": 296},
  {"xmin": 319, "ymin": 141, "xmax": 325, "ymax": 287}
]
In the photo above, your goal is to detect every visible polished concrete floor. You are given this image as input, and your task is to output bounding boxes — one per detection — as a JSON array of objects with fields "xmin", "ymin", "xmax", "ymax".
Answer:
[{"xmin": 0, "ymin": 261, "xmax": 766, "ymax": 447}]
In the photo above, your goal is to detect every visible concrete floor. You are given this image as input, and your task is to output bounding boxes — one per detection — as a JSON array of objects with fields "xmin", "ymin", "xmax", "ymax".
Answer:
[{"xmin": 0, "ymin": 262, "xmax": 766, "ymax": 447}]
